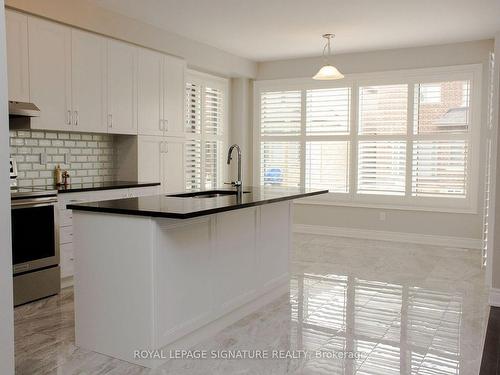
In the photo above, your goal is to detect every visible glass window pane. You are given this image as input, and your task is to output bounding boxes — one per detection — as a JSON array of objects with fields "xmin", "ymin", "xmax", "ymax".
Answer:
[
  {"xmin": 359, "ymin": 84, "xmax": 408, "ymax": 135},
  {"xmin": 414, "ymin": 80, "xmax": 470, "ymax": 134},
  {"xmin": 305, "ymin": 141, "xmax": 349, "ymax": 192},
  {"xmin": 261, "ymin": 141, "xmax": 301, "ymax": 187}
]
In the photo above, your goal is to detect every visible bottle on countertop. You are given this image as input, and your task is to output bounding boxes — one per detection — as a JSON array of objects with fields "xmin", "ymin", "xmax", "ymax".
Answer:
[
  {"xmin": 62, "ymin": 171, "xmax": 70, "ymax": 186},
  {"xmin": 54, "ymin": 164, "xmax": 62, "ymax": 185}
]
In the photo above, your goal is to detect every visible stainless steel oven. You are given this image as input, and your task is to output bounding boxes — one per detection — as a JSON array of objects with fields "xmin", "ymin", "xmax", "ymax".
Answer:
[{"xmin": 11, "ymin": 190, "xmax": 60, "ymax": 306}]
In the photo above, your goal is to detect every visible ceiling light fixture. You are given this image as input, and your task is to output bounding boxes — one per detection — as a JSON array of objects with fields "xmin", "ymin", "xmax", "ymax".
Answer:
[{"xmin": 313, "ymin": 34, "xmax": 344, "ymax": 80}]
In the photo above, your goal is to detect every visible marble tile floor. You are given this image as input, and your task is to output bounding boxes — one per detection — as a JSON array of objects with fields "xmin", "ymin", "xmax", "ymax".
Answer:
[{"xmin": 15, "ymin": 234, "xmax": 489, "ymax": 375}]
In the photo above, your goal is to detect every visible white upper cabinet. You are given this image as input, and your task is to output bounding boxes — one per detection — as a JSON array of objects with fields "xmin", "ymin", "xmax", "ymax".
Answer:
[
  {"xmin": 28, "ymin": 17, "xmax": 72, "ymax": 131},
  {"xmin": 107, "ymin": 39, "xmax": 137, "ymax": 135},
  {"xmin": 71, "ymin": 29, "xmax": 107, "ymax": 133},
  {"xmin": 6, "ymin": 10, "xmax": 29, "ymax": 102},
  {"xmin": 137, "ymin": 48, "xmax": 163, "ymax": 136},
  {"xmin": 163, "ymin": 56, "xmax": 186, "ymax": 136},
  {"xmin": 138, "ymin": 50, "xmax": 186, "ymax": 137}
]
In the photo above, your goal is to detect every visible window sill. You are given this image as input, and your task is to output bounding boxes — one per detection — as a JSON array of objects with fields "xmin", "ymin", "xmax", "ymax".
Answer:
[{"xmin": 294, "ymin": 196, "xmax": 478, "ymax": 214}]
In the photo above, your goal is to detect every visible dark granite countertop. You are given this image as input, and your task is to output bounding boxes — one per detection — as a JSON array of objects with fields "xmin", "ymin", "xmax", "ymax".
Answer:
[
  {"xmin": 37, "ymin": 181, "xmax": 160, "ymax": 194},
  {"xmin": 67, "ymin": 186, "xmax": 328, "ymax": 219}
]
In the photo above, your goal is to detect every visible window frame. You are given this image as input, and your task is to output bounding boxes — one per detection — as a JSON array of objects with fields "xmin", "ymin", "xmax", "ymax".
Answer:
[
  {"xmin": 253, "ymin": 64, "xmax": 482, "ymax": 213},
  {"xmin": 185, "ymin": 70, "xmax": 229, "ymax": 190}
]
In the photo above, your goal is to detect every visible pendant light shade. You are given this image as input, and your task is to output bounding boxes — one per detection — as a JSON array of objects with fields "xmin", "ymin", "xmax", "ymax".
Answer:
[
  {"xmin": 313, "ymin": 34, "xmax": 344, "ymax": 80},
  {"xmin": 313, "ymin": 65, "xmax": 344, "ymax": 80}
]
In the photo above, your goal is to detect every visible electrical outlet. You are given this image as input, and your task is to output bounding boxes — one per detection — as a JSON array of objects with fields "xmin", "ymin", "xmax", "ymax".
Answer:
[{"xmin": 379, "ymin": 211, "xmax": 386, "ymax": 221}]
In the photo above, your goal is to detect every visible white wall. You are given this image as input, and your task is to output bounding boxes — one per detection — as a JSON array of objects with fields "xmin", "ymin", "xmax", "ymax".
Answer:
[
  {"xmin": 0, "ymin": 0, "xmax": 15, "ymax": 372},
  {"xmin": 256, "ymin": 40, "xmax": 494, "ymax": 242},
  {"xmin": 5, "ymin": 0, "xmax": 257, "ymax": 78},
  {"xmin": 229, "ymin": 78, "xmax": 253, "ymax": 185},
  {"xmin": 490, "ymin": 33, "xmax": 500, "ymax": 289}
]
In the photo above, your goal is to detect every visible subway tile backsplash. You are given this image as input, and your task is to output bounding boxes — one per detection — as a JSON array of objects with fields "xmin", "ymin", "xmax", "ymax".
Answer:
[{"xmin": 10, "ymin": 130, "xmax": 116, "ymax": 187}]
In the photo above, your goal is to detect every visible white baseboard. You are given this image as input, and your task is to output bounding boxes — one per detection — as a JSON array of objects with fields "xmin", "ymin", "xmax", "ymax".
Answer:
[
  {"xmin": 294, "ymin": 224, "xmax": 482, "ymax": 249},
  {"xmin": 489, "ymin": 288, "xmax": 500, "ymax": 307}
]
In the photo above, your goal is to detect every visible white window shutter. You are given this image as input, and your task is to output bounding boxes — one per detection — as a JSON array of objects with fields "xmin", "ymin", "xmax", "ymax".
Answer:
[
  {"xmin": 357, "ymin": 141, "xmax": 406, "ymax": 195},
  {"xmin": 185, "ymin": 82, "xmax": 201, "ymax": 134},
  {"xmin": 261, "ymin": 141, "xmax": 301, "ymax": 187},
  {"xmin": 412, "ymin": 141, "xmax": 468, "ymax": 197},
  {"xmin": 185, "ymin": 139, "xmax": 201, "ymax": 191},
  {"xmin": 306, "ymin": 88, "xmax": 350, "ymax": 135},
  {"xmin": 204, "ymin": 86, "xmax": 223, "ymax": 136},
  {"xmin": 261, "ymin": 91, "xmax": 301, "ymax": 135},
  {"xmin": 204, "ymin": 140, "xmax": 219, "ymax": 189}
]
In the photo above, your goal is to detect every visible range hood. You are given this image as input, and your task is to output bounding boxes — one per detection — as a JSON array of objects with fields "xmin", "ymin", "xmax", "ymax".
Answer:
[{"xmin": 9, "ymin": 101, "xmax": 40, "ymax": 129}]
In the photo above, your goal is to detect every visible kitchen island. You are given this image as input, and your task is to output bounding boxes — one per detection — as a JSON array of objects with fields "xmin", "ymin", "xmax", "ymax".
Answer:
[{"xmin": 68, "ymin": 186, "xmax": 327, "ymax": 368}]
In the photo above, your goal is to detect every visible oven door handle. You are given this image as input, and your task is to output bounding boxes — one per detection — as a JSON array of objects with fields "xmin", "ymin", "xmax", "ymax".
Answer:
[{"xmin": 11, "ymin": 197, "xmax": 58, "ymax": 208}]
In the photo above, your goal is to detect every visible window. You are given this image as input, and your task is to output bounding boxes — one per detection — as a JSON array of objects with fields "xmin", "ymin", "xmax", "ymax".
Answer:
[
  {"xmin": 419, "ymin": 83, "xmax": 441, "ymax": 104},
  {"xmin": 358, "ymin": 84, "xmax": 408, "ymax": 195},
  {"xmin": 185, "ymin": 72, "xmax": 228, "ymax": 190},
  {"xmin": 254, "ymin": 65, "xmax": 481, "ymax": 211},
  {"xmin": 259, "ymin": 88, "xmax": 351, "ymax": 191}
]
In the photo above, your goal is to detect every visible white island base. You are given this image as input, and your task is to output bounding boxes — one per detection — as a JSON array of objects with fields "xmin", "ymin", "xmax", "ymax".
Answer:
[{"xmin": 72, "ymin": 201, "xmax": 292, "ymax": 368}]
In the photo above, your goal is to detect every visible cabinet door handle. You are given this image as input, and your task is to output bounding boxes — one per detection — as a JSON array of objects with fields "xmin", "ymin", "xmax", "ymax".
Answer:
[
  {"xmin": 67, "ymin": 110, "xmax": 71, "ymax": 125},
  {"xmin": 164, "ymin": 119, "xmax": 169, "ymax": 132},
  {"xmin": 74, "ymin": 110, "xmax": 79, "ymax": 126}
]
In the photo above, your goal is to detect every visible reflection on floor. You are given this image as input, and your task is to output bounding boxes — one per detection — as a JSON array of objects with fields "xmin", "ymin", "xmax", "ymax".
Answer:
[{"xmin": 15, "ymin": 234, "xmax": 489, "ymax": 374}]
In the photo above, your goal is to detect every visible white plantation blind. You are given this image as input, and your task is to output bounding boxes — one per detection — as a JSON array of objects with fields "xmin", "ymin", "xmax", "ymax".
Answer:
[
  {"xmin": 185, "ymin": 72, "xmax": 227, "ymax": 191},
  {"xmin": 185, "ymin": 82, "xmax": 201, "ymax": 134},
  {"xmin": 412, "ymin": 141, "xmax": 468, "ymax": 197},
  {"xmin": 261, "ymin": 91, "xmax": 301, "ymax": 135},
  {"xmin": 204, "ymin": 140, "xmax": 219, "ymax": 189},
  {"xmin": 255, "ymin": 65, "xmax": 480, "ymax": 211},
  {"xmin": 306, "ymin": 88, "xmax": 350, "ymax": 135},
  {"xmin": 204, "ymin": 87, "xmax": 223, "ymax": 136},
  {"xmin": 358, "ymin": 141, "xmax": 406, "ymax": 195},
  {"xmin": 359, "ymin": 84, "xmax": 408, "ymax": 135},
  {"xmin": 306, "ymin": 141, "xmax": 349, "ymax": 192},
  {"xmin": 261, "ymin": 141, "xmax": 300, "ymax": 187},
  {"xmin": 185, "ymin": 139, "xmax": 201, "ymax": 190}
]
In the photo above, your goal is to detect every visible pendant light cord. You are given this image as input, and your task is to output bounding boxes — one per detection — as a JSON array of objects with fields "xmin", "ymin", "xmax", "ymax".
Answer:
[{"xmin": 322, "ymin": 34, "xmax": 334, "ymax": 64}]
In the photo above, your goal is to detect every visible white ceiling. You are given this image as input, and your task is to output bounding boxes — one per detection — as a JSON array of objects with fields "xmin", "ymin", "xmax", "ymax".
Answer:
[{"xmin": 89, "ymin": 0, "xmax": 500, "ymax": 62}]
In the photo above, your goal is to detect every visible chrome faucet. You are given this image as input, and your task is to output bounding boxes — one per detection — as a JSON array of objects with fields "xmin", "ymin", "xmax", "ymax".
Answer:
[{"xmin": 227, "ymin": 144, "xmax": 242, "ymax": 187}]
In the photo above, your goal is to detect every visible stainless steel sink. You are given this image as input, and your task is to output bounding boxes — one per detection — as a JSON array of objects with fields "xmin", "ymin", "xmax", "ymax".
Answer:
[{"xmin": 167, "ymin": 190, "xmax": 250, "ymax": 198}]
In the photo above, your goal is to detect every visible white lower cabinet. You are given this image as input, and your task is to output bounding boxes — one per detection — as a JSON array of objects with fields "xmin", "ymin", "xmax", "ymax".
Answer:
[
  {"xmin": 136, "ymin": 135, "xmax": 185, "ymax": 194},
  {"xmin": 58, "ymin": 186, "xmax": 159, "ymax": 283}
]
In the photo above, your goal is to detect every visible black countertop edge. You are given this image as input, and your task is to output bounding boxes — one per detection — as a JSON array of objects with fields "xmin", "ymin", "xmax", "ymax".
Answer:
[
  {"xmin": 67, "ymin": 189, "xmax": 328, "ymax": 219},
  {"xmin": 53, "ymin": 181, "xmax": 160, "ymax": 194}
]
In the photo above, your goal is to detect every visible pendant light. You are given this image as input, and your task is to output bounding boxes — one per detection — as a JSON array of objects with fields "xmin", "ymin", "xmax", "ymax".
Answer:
[{"xmin": 313, "ymin": 34, "xmax": 344, "ymax": 80}]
